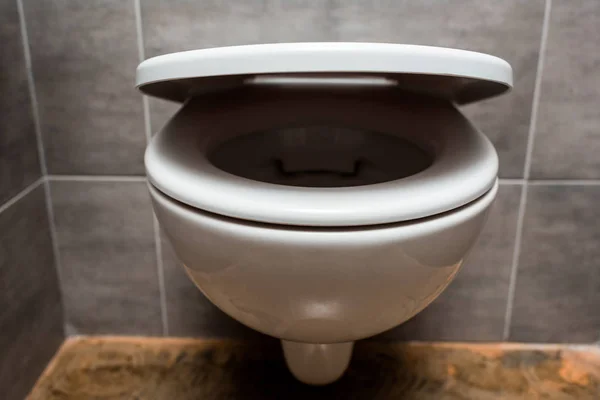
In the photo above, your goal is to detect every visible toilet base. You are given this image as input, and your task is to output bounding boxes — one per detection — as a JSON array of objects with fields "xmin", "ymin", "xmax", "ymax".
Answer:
[{"xmin": 281, "ymin": 340, "xmax": 354, "ymax": 385}]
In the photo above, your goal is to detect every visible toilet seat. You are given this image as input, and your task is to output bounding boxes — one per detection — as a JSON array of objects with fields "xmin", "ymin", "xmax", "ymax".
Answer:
[
  {"xmin": 145, "ymin": 88, "xmax": 498, "ymax": 227},
  {"xmin": 139, "ymin": 43, "xmax": 512, "ymax": 227},
  {"xmin": 137, "ymin": 42, "xmax": 512, "ymax": 104}
]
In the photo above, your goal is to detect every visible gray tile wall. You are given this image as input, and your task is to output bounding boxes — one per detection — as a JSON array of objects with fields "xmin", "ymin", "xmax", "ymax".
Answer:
[
  {"xmin": 23, "ymin": 0, "xmax": 146, "ymax": 175},
  {"xmin": 50, "ymin": 180, "xmax": 163, "ymax": 335},
  {"xmin": 0, "ymin": 1, "xmax": 64, "ymax": 398},
  {"xmin": 11, "ymin": 0, "xmax": 600, "ymax": 344},
  {"xmin": 0, "ymin": 0, "xmax": 41, "ymax": 205},
  {"xmin": 0, "ymin": 186, "xmax": 64, "ymax": 400}
]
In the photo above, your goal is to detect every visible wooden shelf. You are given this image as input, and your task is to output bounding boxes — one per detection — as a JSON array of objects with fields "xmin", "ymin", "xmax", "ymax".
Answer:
[{"xmin": 28, "ymin": 337, "xmax": 600, "ymax": 399}]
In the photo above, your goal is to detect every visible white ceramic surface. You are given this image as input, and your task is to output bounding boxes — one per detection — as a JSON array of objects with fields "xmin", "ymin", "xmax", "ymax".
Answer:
[
  {"xmin": 145, "ymin": 88, "xmax": 498, "ymax": 226},
  {"xmin": 281, "ymin": 341, "xmax": 354, "ymax": 385},
  {"xmin": 136, "ymin": 43, "xmax": 512, "ymax": 104},
  {"xmin": 149, "ymin": 179, "xmax": 497, "ymax": 343},
  {"xmin": 138, "ymin": 43, "xmax": 511, "ymax": 384}
]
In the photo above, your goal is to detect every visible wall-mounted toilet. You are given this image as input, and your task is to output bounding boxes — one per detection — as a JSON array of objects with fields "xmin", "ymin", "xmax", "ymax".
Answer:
[{"xmin": 136, "ymin": 43, "xmax": 512, "ymax": 385}]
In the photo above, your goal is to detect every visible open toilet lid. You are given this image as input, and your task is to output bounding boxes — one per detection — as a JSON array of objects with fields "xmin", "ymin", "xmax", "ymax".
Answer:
[{"xmin": 136, "ymin": 43, "xmax": 512, "ymax": 104}]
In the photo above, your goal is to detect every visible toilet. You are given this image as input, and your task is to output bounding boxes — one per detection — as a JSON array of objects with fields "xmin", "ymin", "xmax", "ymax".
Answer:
[{"xmin": 137, "ymin": 43, "xmax": 512, "ymax": 385}]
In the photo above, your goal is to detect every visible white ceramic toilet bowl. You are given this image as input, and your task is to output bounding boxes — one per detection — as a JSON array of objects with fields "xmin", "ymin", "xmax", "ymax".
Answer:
[
  {"xmin": 146, "ymin": 88, "xmax": 499, "ymax": 385},
  {"xmin": 150, "ymin": 180, "xmax": 496, "ymax": 384},
  {"xmin": 150, "ymin": 177, "xmax": 498, "ymax": 343},
  {"xmin": 137, "ymin": 43, "xmax": 513, "ymax": 385}
]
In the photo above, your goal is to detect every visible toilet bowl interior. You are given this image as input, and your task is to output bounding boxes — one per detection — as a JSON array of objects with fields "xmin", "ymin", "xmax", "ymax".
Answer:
[
  {"xmin": 145, "ymin": 87, "xmax": 498, "ymax": 226},
  {"xmin": 209, "ymin": 125, "xmax": 432, "ymax": 188}
]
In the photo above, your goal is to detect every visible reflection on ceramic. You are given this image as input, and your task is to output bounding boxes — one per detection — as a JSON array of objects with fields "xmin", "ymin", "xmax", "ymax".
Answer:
[{"xmin": 281, "ymin": 341, "xmax": 354, "ymax": 385}]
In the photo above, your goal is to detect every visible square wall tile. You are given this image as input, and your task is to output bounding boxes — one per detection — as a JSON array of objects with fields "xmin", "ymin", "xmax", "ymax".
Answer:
[
  {"xmin": 0, "ymin": 0, "xmax": 41, "ymax": 205},
  {"xmin": 377, "ymin": 183, "xmax": 522, "ymax": 341},
  {"xmin": 161, "ymin": 231, "xmax": 264, "ymax": 338},
  {"xmin": 329, "ymin": 0, "xmax": 545, "ymax": 178},
  {"xmin": 50, "ymin": 180, "xmax": 162, "ymax": 335},
  {"xmin": 530, "ymin": 1, "xmax": 600, "ymax": 179},
  {"xmin": 141, "ymin": 0, "xmax": 332, "ymax": 132},
  {"xmin": 509, "ymin": 185, "xmax": 600, "ymax": 343},
  {"xmin": 0, "ymin": 185, "xmax": 64, "ymax": 400},
  {"xmin": 142, "ymin": 0, "xmax": 545, "ymax": 177},
  {"xmin": 24, "ymin": 0, "xmax": 146, "ymax": 175}
]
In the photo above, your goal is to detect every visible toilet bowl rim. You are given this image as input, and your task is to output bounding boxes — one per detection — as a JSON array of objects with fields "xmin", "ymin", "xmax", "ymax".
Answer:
[
  {"xmin": 149, "ymin": 178, "xmax": 498, "ymax": 234},
  {"xmin": 145, "ymin": 91, "xmax": 499, "ymax": 227}
]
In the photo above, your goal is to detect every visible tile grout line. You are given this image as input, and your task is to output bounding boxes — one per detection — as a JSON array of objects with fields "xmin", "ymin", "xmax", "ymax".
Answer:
[
  {"xmin": 142, "ymin": 97, "xmax": 152, "ymax": 141},
  {"xmin": 152, "ymin": 215, "xmax": 169, "ymax": 336},
  {"xmin": 502, "ymin": 186, "xmax": 528, "ymax": 341},
  {"xmin": 133, "ymin": 0, "xmax": 145, "ymax": 65},
  {"xmin": 502, "ymin": 0, "xmax": 552, "ymax": 341},
  {"xmin": 528, "ymin": 180, "xmax": 600, "ymax": 186},
  {"xmin": 133, "ymin": 0, "xmax": 169, "ymax": 336},
  {"xmin": 498, "ymin": 179, "xmax": 525, "ymax": 185},
  {"xmin": 133, "ymin": 0, "xmax": 153, "ymax": 143},
  {"xmin": 41, "ymin": 178, "xmax": 69, "ymax": 334},
  {"xmin": 47, "ymin": 174, "xmax": 147, "ymax": 182},
  {"xmin": 0, "ymin": 177, "xmax": 43, "ymax": 215},
  {"xmin": 16, "ymin": 0, "xmax": 46, "ymax": 176},
  {"xmin": 523, "ymin": 0, "xmax": 553, "ymax": 183},
  {"xmin": 17, "ymin": 0, "xmax": 70, "ymax": 335}
]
